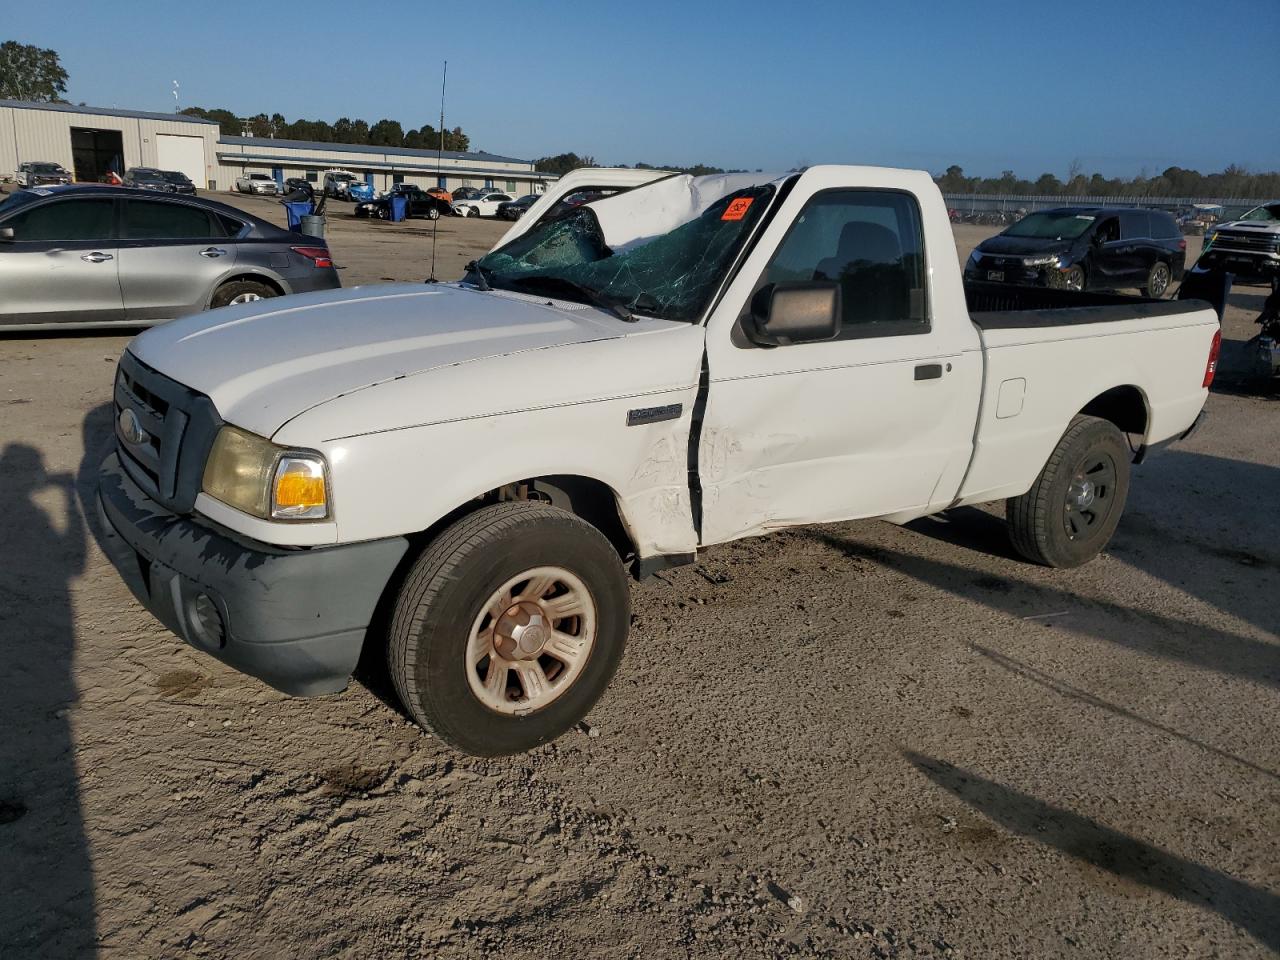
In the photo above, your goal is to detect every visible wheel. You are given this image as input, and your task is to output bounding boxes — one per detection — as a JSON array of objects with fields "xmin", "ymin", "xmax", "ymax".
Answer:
[
  {"xmin": 1143, "ymin": 261, "xmax": 1172, "ymax": 298},
  {"xmin": 388, "ymin": 501, "xmax": 630, "ymax": 756},
  {"xmin": 210, "ymin": 279, "xmax": 278, "ymax": 309},
  {"xmin": 1061, "ymin": 265, "xmax": 1086, "ymax": 292},
  {"xmin": 426, "ymin": 206, "xmax": 440, "ymax": 221},
  {"xmin": 1006, "ymin": 415, "xmax": 1131, "ymax": 568},
  {"xmin": 376, "ymin": 206, "xmax": 389, "ymax": 221}
]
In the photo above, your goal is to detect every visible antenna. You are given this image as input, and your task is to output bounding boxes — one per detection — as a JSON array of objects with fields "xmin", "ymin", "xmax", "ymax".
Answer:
[{"xmin": 427, "ymin": 60, "xmax": 447, "ymax": 283}]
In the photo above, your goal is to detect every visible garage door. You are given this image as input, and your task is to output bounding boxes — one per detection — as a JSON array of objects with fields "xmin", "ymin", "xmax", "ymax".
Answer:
[{"xmin": 156, "ymin": 134, "xmax": 206, "ymax": 187}]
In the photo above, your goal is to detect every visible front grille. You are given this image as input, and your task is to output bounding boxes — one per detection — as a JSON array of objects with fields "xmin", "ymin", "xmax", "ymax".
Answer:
[
  {"xmin": 1211, "ymin": 231, "xmax": 1280, "ymax": 253},
  {"xmin": 114, "ymin": 352, "xmax": 222, "ymax": 514}
]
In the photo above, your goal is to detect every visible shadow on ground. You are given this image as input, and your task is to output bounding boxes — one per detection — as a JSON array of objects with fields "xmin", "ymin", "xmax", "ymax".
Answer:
[
  {"xmin": 0, "ymin": 442, "xmax": 96, "ymax": 958},
  {"xmin": 906, "ymin": 751, "xmax": 1280, "ymax": 952}
]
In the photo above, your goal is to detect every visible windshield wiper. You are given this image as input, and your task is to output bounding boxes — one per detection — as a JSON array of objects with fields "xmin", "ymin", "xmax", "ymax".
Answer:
[
  {"xmin": 509, "ymin": 275, "xmax": 636, "ymax": 323},
  {"xmin": 463, "ymin": 260, "xmax": 493, "ymax": 291}
]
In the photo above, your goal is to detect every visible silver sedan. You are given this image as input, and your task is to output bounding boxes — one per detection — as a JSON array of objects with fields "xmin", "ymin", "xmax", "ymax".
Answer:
[{"xmin": 0, "ymin": 185, "xmax": 340, "ymax": 330}]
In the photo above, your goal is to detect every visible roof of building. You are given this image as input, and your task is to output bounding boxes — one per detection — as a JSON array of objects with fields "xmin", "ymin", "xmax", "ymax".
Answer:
[
  {"xmin": 218, "ymin": 136, "xmax": 529, "ymax": 166},
  {"xmin": 0, "ymin": 98, "xmax": 220, "ymax": 124}
]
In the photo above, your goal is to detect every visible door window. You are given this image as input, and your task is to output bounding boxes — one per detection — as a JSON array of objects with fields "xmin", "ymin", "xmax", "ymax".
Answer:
[
  {"xmin": 5, "ymin": 198, "xmax": 115, "ymax": 241},
  {"xmin": 125, "ymin": 200, "xmax": 223, "ymax": 240},
  {"xmin": 1094, "ymin": 217, "xmax": 1120, "ymax": 244},
  {"xmin": 760, "ymin": 190, "xmax": 928, "ymax": 336}
]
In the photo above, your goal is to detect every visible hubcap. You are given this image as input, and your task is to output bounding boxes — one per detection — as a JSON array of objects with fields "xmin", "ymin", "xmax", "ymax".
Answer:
[
  {"xmin": 1065, "ymin": 267, "xmax": 1084, "ymax": 291},
  {"xmin": 229, "ymin": 292, "xmax": 262, "ymax": 304},
  {"xmin": 466, "ymin": 566, "xmax": 596, "ymax": 715},
  {"xmin": 1063, "ymin": 454, "xmax": 1116, "ymax": 539}
]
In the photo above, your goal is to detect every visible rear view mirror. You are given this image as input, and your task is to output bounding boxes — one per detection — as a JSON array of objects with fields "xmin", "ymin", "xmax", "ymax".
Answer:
[
  {"xmin": 747, "ymin": 282, "xmax": 841, "ymax": 346},
  {"xmin": 0, "ymin": 227, "xmax": 13, "ymax": 241}
]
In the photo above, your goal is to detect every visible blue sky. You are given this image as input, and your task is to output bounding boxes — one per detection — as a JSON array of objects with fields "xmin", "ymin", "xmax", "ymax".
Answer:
[{"xmin": 13, "ymin": 0, "xmax": 1279, "ymax": 178}]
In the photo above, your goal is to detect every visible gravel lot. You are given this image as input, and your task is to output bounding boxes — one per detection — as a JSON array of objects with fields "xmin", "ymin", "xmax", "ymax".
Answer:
[{"xmin": 1, "ymin": 191, "xmax": 1277, "ymax": 959}]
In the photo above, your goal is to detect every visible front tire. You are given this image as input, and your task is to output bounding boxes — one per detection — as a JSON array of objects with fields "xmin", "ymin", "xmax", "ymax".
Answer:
[
  {"xmin": 388, "ymin": 502, "xmax": 630, "ymax": 756},
  {"xmin": 1143, "ymin": 261, "xmax": 1172, "ymax": 298},
  {"xmin": 1006, "ymin": 415, "xmax": 1131, "ymax": 568},
  {"xmin": 1061, "ymin": 264, "xmax": 1086, "ymax": 292}
]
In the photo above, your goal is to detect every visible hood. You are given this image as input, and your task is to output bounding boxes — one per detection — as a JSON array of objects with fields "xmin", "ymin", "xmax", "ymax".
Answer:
[
  {"xmin": 127, "ymin": 283, "xmax": 636, "ymax": 439},
  {"xmin": 1213, "ymin": 220, "xmax": 1280, "ymax": 234},
  {"xmin": 975, "ymin": 234, "xmax": 1074, "ymax": 256}
]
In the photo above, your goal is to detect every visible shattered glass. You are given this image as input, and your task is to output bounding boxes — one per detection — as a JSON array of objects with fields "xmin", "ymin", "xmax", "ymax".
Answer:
[{"xmin": 475, "ymin": 184, "xmax": 775, "ymax": 323}]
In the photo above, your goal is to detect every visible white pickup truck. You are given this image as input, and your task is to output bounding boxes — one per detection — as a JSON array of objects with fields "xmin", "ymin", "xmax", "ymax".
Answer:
[{"xmin": 99, "ymin": 165, "xmax": 1221, "ymax": 755}]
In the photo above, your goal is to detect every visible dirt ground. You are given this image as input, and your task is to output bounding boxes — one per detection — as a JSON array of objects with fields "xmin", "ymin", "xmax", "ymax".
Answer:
[{"xmin": 1, "ymin": 192, "xmax": 1277, "ymax": 959}]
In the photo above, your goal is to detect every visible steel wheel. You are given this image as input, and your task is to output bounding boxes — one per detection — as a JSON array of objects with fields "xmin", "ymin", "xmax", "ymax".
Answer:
[
  {"xmin": 465, "ymin": 566, "xmax": 596, "ymax": 715},
  {"xmin": 1063, "ymin": 452, "xmax": 1119, "ymax": 541}
]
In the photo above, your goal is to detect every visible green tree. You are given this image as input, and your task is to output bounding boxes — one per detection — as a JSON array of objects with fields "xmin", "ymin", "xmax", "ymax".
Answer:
[
  {"xmin": 0, "ymin": 40, "xmax": 69, "ymax": 101},
  {"xmin": 534, "ymin": 153, "xmax": 597, "ymax": 176},
  {"xmin": 367, "ymin": 118, "xmax": 404, "ymax": 146}
]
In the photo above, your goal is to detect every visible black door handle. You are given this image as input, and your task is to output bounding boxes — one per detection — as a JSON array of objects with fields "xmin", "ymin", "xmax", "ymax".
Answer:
[{"xmin": 914, "ymin": 363, "xmax": 943, "ymax": 381}]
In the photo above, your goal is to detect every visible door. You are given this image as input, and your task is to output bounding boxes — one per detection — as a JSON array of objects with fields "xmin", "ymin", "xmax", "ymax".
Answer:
[
  {"xmin": 699, "ymin": 170, "xmax": 983, "ymax": 546},
  {"xmin": 156, "ymin": 134, "xmax": 206, "ymax": 186},
  {"xmin": 1117, "ymin": 209, "xmax": 1154, "ymax": 284},
  {"xmin": 0, "ymin": 196, "xmax": 124, "ymax": 326},
  {"xmin": 1088, "ymin": 215, "xmax": 1128, "ymax": 288},
  {"xmin": 117, "ymin": 198, "xmax": 238, "ymax": 322},
  {"xmin": 271, "ymin": 166, "xmax": 285, "ymax": 186}
]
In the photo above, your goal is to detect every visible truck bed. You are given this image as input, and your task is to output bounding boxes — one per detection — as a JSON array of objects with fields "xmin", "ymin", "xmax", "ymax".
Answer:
[{"xmin": 964, "ymin": 278, "xmax": 1227, "ymax": 329}]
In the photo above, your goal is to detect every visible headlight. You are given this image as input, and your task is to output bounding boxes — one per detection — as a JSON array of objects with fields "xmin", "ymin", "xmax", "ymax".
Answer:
[
  {"xmin": 201, "ymin": 425, "xmax": 330, "ymax": 521},
  {"xmin": 967, "ymin": 249, "xmax": 983, "ymax": 266},
  {"xmin": 1022, "ymin": 255, "xmax": 1060, "ymax": 267}
]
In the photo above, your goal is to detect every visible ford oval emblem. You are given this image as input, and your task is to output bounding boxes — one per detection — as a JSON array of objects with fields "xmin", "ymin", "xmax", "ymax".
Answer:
[{"xmin": 118, "ymin": 408, "xmax": 149, "ymax": 446}]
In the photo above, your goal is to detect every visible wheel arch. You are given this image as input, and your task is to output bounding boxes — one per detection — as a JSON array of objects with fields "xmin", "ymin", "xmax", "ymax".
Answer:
[
  {"xmin": 208, "ymin": 271, "xmax": 287, "ymax": 307},
  {"xmin": 1078, "ymin": 384, "xmax": 1150, "ymax": 450}
]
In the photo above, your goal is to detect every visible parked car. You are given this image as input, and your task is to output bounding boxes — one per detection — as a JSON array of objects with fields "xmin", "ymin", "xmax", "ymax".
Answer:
[
  {"xmin": 283, "ymin": 177, "xmax": 314, "ymax": 197},
  {"xmin": 95, "ymin": 165, "xmax": 1219, "ymax": 757},
  {"xmin": 0, "ymin": 185, "xmax": 339, "ymax": 329},
  {"xmin": 1199, "ymin": 200, "xmax": 1280, "ymax": 289},
  {"xmin": 451, "ymin": 186, "xmax": 485, "ymax": 201},
  {"xmin": 497, "ymin": 194, "xmax": 539, "ymax": 220},
  {"xmin": 426, "ymin": 186, "xmax": 452, "ymax": 203},
  {"xmin": 160, "ymin": 170, "xmax": 197, "ymax": 195},
  {"xmin": 354, "ymin": 185, "xmax": 450, "ymax": 221},
  {"xmin": 125, "ymin": 168, "xmax": 172, "ymax": 192},
  {"xmin": 235, "ymin": 173, "xmax": 280, "ymax": 196},
  {"xmin": 17, "ymin": 161, "xmax": 72, "ymax": 187},
  {"xmin": 965, "ymin": 206, "xmax": 1187, "ymax": 297},
  {"xmin": 452, "ymin": 192, "xmax": 513, "ymax": 218},
  {"xmin": 323, "ymin": 170, "xmax": 373, "ymax": 201}
]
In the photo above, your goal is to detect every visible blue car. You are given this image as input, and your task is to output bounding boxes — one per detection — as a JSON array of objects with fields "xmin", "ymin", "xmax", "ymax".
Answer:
[{"xmin": 347, "ymin": 181, "xmax": 375, "ymax": 202}]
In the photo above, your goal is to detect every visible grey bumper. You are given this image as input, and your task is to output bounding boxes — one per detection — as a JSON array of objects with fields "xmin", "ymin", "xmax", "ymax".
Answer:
[{"xmin": 98, "ymin": 452, "xmax": 408, "ymax": 696}]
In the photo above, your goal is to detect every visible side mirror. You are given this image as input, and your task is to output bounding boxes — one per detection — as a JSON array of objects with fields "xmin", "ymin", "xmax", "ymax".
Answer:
[
  {"xmin": 0, "ymin": 227, "xmax": 13, "ymax": 241},
  {"xmin": 747, "ymin": 281, "xmax": 842, "ymax": 347}
]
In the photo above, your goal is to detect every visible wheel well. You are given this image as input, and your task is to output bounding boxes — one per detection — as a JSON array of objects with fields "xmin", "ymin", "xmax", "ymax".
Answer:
[
  {"xmin": 406, "ymin": 475, "xmax": 637, "ymax": 568},
  {"xmin": 1079, "ymin": 385, "xmax": 1148, "ymax": 438},
  {"xmin": 215, "ymin": 273, "xmax": 285, "ymax": 297}
]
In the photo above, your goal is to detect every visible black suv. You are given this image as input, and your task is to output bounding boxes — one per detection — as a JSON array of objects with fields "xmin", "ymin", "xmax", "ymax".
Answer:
[{"xmin": 965, "ymin": 207, "xmax": 1187, "ymax": 297}]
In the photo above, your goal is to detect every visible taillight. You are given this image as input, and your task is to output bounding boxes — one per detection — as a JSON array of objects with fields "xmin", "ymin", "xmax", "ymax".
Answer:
[
  {"xmin": 291, "ymin": 245, "xmax": 333, "ymax": 269},
  {"xmin": 1202, "ymin": 328, "xmax": 1221, "ymax": 387}
]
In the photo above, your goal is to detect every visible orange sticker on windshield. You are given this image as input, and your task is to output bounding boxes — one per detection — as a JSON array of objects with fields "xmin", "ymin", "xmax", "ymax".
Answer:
[{"xmin": 721, "ymin": 197, "xmax": 754, "ymax": 221}]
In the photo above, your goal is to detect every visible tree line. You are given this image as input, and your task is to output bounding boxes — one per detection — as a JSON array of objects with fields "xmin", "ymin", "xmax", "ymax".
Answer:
[
  {"xmin": 934, "ymin": 163, "xmax": 1280, "ymax": 199},
  {"xmin": 534, "ymin": 152, "xmax": 754, "ymax": 177},
  {"xmin": 179, "ymin": 107, "xmax": 471, "ymax": 152}
]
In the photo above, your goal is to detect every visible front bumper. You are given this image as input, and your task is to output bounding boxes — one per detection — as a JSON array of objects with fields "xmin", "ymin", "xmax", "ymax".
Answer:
[{"xmin": 98, "ymin": 451, "xmax": 408, "ymax": 695}]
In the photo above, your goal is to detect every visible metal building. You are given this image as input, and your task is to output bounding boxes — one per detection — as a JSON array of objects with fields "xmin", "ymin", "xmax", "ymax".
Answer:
[
  {"xmin": 2, "ymin": 99, "xmax": 554, "ymax": 196},
  {"xmin": 1, "ymin": 99, "xmax": 220, "ymax": 185}
]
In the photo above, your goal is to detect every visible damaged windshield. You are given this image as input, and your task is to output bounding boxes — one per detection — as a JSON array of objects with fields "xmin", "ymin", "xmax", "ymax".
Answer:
[{"xmin": 472, "ymin": 183, "xmax": 775, "ymax": 322}]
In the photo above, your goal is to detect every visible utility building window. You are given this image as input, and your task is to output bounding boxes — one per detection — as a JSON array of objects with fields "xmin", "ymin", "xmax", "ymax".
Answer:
[{"xmin": 761, "ymin": 190, "xmax": 929, "ymax": 336}]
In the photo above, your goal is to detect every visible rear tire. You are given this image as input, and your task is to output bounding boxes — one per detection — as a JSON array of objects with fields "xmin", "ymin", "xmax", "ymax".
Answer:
[
  {"xmin": 210, "ymin": 279, "xmax": 278, "ymax": 309},
  {"xmin": 426, "ymin": 206, "xmax": 440, "ymax": 221},
  {"xmin": 1006, "ymin": 415, "xmax": 1131, "ymax": 568},
  {"xmin": 388, "ymin": 502, "xmax": 630, "ymax": 756},
  {"xmin": 1143, "ymin": 261, "xmax": 1172, "ymax": 298}
]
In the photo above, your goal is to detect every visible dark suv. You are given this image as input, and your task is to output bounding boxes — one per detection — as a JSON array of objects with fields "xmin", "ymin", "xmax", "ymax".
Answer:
[{"xmin": 965, "ymin": 207, "xmax": 1187, "ymax": 297}]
